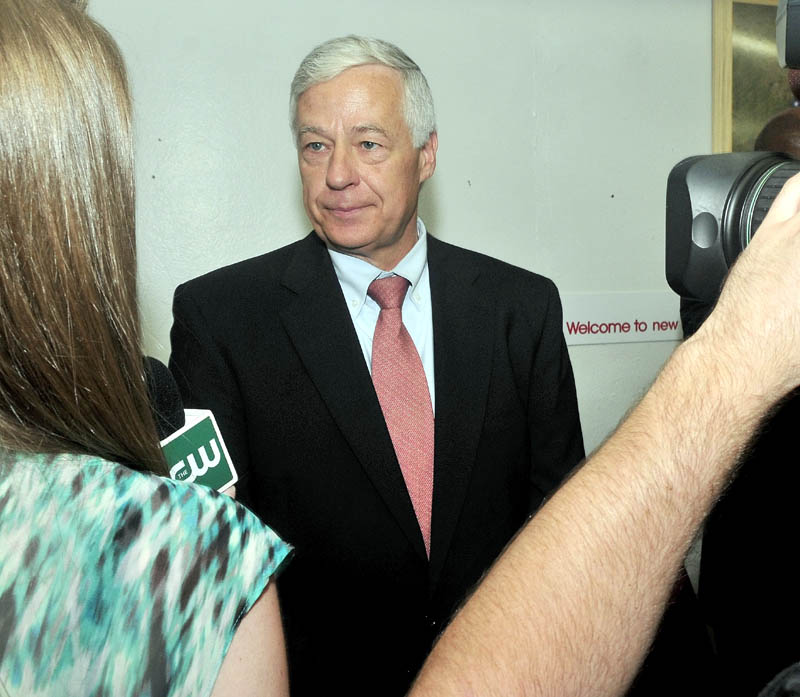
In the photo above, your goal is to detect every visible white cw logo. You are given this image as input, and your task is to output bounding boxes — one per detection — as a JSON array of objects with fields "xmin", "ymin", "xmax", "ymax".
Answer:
[{"xmin": 169, "ymin": 439, "xmax": 222, "ymax": 482}]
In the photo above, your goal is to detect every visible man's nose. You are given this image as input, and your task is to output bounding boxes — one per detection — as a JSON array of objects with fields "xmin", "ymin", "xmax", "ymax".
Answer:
[{"xmin": 326, "ymin": 145, "xmax": 358, "ymax": 190}]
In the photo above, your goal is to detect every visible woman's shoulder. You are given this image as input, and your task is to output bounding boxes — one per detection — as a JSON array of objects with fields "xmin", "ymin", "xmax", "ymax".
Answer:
[
  {"xmin": 0, "ymin": 451, "xmax": 291, "ymax": 697},
  {"xmin": 5, "ymin": 450, "xmax": 289, "ymax": 563},
  {"xmin": 77, "ymin": 452, "xmax": 291, "ymax": 581}
]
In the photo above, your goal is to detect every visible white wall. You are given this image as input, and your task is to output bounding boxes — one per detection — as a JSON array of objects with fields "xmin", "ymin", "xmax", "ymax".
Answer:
[{"xmin": 90, "ymin": 0, "xmax": 712, "ymax": 453}]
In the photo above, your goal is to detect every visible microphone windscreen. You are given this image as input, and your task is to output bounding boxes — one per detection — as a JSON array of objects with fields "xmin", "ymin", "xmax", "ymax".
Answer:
[{"xmin": 144, "ymin": 356, "xmax": 186, "ymax": 440}]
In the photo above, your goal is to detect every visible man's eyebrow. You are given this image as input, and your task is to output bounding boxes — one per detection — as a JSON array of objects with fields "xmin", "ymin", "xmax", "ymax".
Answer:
[
  {"xmin": 297, "ymin": 126, "xmax": 328, "ymax": 138},
  {"xmin": 296, "ymin": 124, "xmax": 391, "ymax": 139},
  {"xmin": 353, "ymin": 124, "xmax": 390, "ymax": 139}
]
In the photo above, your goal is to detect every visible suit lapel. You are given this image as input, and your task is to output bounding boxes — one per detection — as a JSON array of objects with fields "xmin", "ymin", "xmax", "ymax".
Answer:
[
  {"xmin": 427, "ymin": 236, "xmax": 495, "ymax": 586},
  {"xmin": 278, "ymin": 234, "xmax": 427, "ymax": 560}
]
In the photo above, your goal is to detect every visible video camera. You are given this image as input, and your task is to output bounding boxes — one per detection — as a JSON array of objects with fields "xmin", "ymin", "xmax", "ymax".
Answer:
[{"xmin": 666, "ymin": 0, "xmax": 800, "ymax": 304}]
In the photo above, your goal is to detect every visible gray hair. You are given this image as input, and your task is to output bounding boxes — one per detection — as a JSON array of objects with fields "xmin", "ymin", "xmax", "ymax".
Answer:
[{"xmin": 290, "ymin": 35, "xmax": 436, "ymax": 149}]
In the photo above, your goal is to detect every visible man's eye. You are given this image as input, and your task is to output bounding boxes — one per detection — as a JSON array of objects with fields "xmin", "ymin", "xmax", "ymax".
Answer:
[
  {"xmin": 362, "ymin": 141, "xmax": 379, "ymax": 151},
  {"xmin": 306, "ymin": 142, "xmax": 324, "ymax": 152}
]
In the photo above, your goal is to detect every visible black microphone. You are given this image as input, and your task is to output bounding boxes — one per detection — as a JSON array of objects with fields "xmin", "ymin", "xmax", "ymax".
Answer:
[
  {"xmin": 144, "ymin": 356, "xmax": 186, "ymax": 440},
  {"xmin": 144, "ymin": 356, "xmax": 237, "ymax": 492}
]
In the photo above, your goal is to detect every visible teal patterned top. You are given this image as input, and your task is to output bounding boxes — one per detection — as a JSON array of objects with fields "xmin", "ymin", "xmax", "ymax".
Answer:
[{"xmin": 0, "ymin": 451, "xmax": 291, "ymax": 697}]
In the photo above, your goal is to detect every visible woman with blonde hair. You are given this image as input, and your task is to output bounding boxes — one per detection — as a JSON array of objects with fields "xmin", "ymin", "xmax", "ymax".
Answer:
[{"xmin": 0, "ymin": 1, "xmax": 290, "ymax": 695}]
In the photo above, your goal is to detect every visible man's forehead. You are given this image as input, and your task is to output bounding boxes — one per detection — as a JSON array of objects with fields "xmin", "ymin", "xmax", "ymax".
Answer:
[
  {"xmin": 295, "ymin": 65, "xmax": 407, "ymax": 132},
  {"xmin": 299, "ymin": 64, "xmax": 403, "ymax": 104}
]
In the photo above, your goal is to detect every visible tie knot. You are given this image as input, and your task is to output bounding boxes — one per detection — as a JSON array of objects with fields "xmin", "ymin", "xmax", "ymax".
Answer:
[{"xmin": 368, "ymin": 275, "xmax": 410, "ymax": 310}]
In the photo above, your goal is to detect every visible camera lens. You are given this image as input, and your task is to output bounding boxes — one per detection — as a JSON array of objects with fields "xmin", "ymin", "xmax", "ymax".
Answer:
[{"xmin": 725, "ymin": 156, "xmax": 800, "ymax": 262}]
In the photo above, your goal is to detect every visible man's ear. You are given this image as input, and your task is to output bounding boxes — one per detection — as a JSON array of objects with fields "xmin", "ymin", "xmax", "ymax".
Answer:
[{"xmin": 418, "ymin": 131, "xmax": 438, "ymax": 184}]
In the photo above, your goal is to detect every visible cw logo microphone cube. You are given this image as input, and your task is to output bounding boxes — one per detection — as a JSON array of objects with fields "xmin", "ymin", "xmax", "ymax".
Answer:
[{"xmin": 160, "ymin": 409, "xmax": 237, "ymax": 492}]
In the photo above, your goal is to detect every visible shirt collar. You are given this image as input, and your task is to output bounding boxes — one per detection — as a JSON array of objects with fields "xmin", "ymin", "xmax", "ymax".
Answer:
[{"xmin": 328, "ymin": 218, "xmax": 429, "ymax": 319}]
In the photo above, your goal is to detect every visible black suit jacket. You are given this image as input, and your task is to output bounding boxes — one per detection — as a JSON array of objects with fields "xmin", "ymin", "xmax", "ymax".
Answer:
[{"xmin": 169, "ymin": 233, "xmax": 584, "ymax": 696}]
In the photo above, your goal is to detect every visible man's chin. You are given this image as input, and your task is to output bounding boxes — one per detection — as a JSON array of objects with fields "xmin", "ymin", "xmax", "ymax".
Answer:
[
  {"xmin": 323, "ymin": 240, "xmax": 373, "ymax": 258},
  {"xmin": 315, "ymin": 225, "xmax": 375, "ymax": 254}
]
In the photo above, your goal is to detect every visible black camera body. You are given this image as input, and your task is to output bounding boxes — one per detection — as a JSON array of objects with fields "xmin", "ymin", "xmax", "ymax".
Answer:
[
  {"xmin": 666, "ymin": 153, "xmax": 800, "ymax": 303},
  {"xmin": 666, "ymin": 0, "xmax": 800, "ymax": 302}
]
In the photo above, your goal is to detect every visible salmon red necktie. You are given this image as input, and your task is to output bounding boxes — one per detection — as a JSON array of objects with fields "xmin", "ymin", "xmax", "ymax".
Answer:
[{"xmin": 368, "ymin": 275, "xmax": 434, "ymax": 557}]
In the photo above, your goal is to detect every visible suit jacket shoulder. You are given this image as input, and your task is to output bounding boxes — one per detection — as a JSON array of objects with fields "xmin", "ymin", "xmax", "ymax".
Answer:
[
  {"xmin": 426, "ymin": 235, "xmax": 562, "ymax": 345},
  {"xmin": 174, "ymin": 234, "xmax": 320, "ymax": 305},
  {"xmin": 428, "ymin": 234, "xmax": 558, "ymax": 292}
]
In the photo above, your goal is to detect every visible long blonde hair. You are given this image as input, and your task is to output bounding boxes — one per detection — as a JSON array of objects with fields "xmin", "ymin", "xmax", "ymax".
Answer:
[{"xmin": 0, "ymin": 0, "xmax": 166, "ymax": 472}]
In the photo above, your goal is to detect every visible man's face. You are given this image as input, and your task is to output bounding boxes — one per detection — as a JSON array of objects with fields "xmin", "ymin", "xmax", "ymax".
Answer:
[{"xmin": 295, "ymin": 64, "xmax": 437, "ymax": 270}]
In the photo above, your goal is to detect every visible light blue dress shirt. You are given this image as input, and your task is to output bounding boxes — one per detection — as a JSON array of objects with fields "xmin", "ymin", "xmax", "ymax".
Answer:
[{"xmin": 327, "ymin": 218, "xmax": 435, "ymax": 412}]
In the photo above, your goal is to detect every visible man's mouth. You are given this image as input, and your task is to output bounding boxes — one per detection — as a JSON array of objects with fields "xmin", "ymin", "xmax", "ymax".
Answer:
[{"xmin": 326, "ymin": 204, "xmax": 370, "ymax": 218}]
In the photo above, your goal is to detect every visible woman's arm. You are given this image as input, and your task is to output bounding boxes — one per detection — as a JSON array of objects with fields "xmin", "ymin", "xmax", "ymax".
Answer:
[{"xmin": 210, "ymin": 582, "xmax": 289, "ymax": 697}]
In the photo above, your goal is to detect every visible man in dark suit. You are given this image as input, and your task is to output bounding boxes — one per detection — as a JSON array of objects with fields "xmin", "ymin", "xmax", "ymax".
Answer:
[{"xmin": 169, "ymin": 35, "xmax": 584, "ymax": 696}]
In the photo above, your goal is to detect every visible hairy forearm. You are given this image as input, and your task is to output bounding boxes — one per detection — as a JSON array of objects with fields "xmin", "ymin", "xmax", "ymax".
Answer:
[
  {"xmin": 410, "ymin": 173, "xmax": 800, "ymax": 696},
  {"xmin": 411, "ymin": 324, "xmax": 779, "ymax": 697}
]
